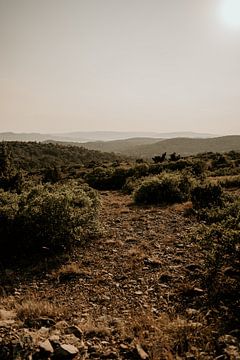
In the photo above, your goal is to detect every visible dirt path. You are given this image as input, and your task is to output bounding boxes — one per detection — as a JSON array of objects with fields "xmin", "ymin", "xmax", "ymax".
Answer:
[
  {"xmin": 0, "ymin": 191, "xmax": 216, "ymax": 359},
  {"xmin": 12, "ymin": 191, "xmax": 203, "ymax": 320}
]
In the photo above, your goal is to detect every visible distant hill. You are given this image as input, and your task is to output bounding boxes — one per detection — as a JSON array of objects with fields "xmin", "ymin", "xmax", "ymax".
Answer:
[
  {"xmin": 45, "ymin": 135, "xmax": 240, "ymax": 158},
  {"xmin": 117, "ymin": 135, "xmax": 240, "ymax": 158},
  {"xmin": 0, "ymin": 141, "xmax": 121, "ymax": 171},
  {"xmin": 56, "ymin": 137, "xmax": 163, "ymax": 153},
  {"xmin": 0, "ymin": 131, "xmax": 216, "ymax": 143}
]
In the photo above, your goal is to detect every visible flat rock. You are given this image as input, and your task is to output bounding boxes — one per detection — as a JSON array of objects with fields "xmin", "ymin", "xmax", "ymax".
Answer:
[
  {"xmin": 55, "ymin": 343, "xmax": 79, "ymax": 359},
  {"xmin": 65, "ymin": 325, "xmax": 83, "ymax": 339},
  {"xmin": 39, "ymin": 339, "xmax": 54, "ymax": 354}
]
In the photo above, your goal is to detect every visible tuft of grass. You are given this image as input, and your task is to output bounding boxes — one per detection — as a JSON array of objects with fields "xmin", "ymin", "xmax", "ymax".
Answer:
[
  {"xmin": 52, "ymin": 262, "xmax": 83, "ymax": 282},
  {"xmin": 122, "ymin": 312, "xmax": 214, "ymax": 360},
  {"xmin": 16, "ymin": 299, "xmax": 62, "ymax": 324}
]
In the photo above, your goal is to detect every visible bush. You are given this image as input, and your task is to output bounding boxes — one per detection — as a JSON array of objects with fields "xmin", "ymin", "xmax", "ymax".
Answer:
[
  {"xmin": 85, "ymin": 166, "xmax": 130, "ymax": 190},
  {"xmin": 0, "ymin": 182, "xmax": 100, "ymax": 261},
  {"xmin": 193, "ymin": 199, "xmax": 240, "ymax": 302},
  {"xmin": 122, "ymin": 176, "xmax": 142, "ymax": 194},
  {"xmin": 191, "ymin": 182, "xmax": 223, "ymax": 209},
  {"xmin": 133, "ymin": 172, "xmax": 193, "ymax": 205}
]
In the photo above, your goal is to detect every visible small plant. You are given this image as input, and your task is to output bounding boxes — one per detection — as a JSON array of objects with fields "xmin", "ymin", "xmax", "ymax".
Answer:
[
  {"xmin": 191, "ymin": 182, "xmax": 223, "ymax": 209},
  {"xmin": 85, "ymin": 166, "xmax": 130, "ymax": 190},
  {"xmin": 152, "ymin": 152, "xmax": 166, "ymax": 163},
  {"xmin": 0, "ymin": 181, "xmax": 100, "ymax": 261},
  {"xmin": 42, "ymin": 166, "xmax": 62, "ymax": 183},
  {"xmin": 16, "ymin": 299, "xmax": 63, "ymax": 326},
  {"xmin": 169, "ymin": 152, "xmax": 181, "ymax": 161},
  {"xmin": 190, "ymin": 197, "xmax": 240, "ymax": 306},
  {"xmin": 133, "ymin": 172, "xmax": 193, "ymax": 205}
]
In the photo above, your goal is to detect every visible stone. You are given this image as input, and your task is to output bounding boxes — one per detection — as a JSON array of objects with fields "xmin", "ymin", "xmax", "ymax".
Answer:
[
  {"xmin": 39, "ymin": 339, "xmax": 54, "ymax": 354},
  {"xmin": 136, "ymin": 343, "xmax": 149, "ymax": 359},
  {"xmin": 55, "ymin": 343, "xmax": 79, "ymax": 358},
  {"xmin": 135, "ymin": 291, "xmax": 143, "ymax": 295},
  {"xmin": 186, "ymin": 308, "xmax": 199, "ymax": 316},
  {"xmin": 53, "ymin": 320, "xmax": 69, "ymax": 330},
  {"xmin": 65, "ymin": 325, "xmax": 83, "ymax": 339}
]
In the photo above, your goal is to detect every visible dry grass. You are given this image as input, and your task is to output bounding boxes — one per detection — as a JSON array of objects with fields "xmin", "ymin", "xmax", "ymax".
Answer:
[
  {"xmin": 79, "ymin": 318, "xmax": 111, "ymax": 338},
  {"xmin": 16, "ymin": 299, "xmax": 62, "ymax": 323},
  {"xmin": 51, "ymin": 262, "xmax": 82, "ymax": 282},
  {"xmin": 121, "ymin": 312, "xmax": 214, "ymax": 360}
]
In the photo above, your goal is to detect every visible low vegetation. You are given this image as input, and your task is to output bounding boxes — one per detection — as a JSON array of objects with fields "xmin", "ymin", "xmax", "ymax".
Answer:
[
  {"xmin": 0, "ymin": 181, "xmax": 100, "ymax": 262},
  {"xmin": 0, "ymin": 141, "xmax": 239, "ymax": 359},
  {"xmin": 133, "ymin": 172, "xmax": 193, "ymax": 205}
]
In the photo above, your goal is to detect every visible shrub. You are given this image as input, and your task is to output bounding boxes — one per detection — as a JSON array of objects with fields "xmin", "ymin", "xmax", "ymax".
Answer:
[
  {"xmin": 193, "ymin": 199, "xmax": 240, "ymax": 302},
  {"xmin": 133, "ymin": 172, "xmax": 193, "ymax": 205},
  {"xmin": 190, "ymin": 160, "xmax": 207, "ymax": 178},
  {"xmin": 122, "ymin": 176, "xmax": 142, "ymax": 194},
  {"xmin": 42, "ymin": 166, "xmax": 62, "ymax": 183},
  {"xmin": 0, "ymin": 182, "xmax": 100, "ymax": 261},
  {"xmin": 191, "ymin": 182, "xmax": 223, "ymax": 209},
  {"xmin": 162, "ymin": 159, "xmax": 191, "ymax": 172},
  {"xmin": 85, "ymin": 166, "xmax": 130, "ymax": 190}
]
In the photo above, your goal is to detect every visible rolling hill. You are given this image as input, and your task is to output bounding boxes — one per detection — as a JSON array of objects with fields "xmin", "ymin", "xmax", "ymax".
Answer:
[
  {"xmin": 77, "ymin": 135, "xmax": 240, "ymax": 157},
  {"xmin": 0, "ymin": 131, "xmax": 215, "ymax": 143}
]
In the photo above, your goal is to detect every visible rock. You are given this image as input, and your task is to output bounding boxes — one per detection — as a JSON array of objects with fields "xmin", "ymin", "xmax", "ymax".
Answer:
[
  {"xmin": 193, "ymin": 287, "xmax": 204, "ymax": 294},
  {"xmin": 136, "ymin": 343, "xmax": 149, "ymax": 359},
  {"xmin": 65, "ymin": 325, "xmax": 83, "ymax": 339},
  {"xmin": 39, "ymin": 339, "xmax": 54, "ymax": 354},
  {"xmin": 185, "ymin": 352, "xmax": 196, "ymax": 360},
  {"xmin": 53, "ymin": 320, "xmax": 69, "ymax": 330},
  {"xmin": 186, "ymin": 308, "xmax": 199, "ymax": 316},
  {"xmin": 38, "ymin": 326, "xmax": 50, "ymax": 336},
  {"xmin": 49, "ymin": 334, "xmax": 61, "ymax": 345},
  {"xmin": 135, "ymin": 291, "xmax": 143, "ymax": 295},
  {"xmin": 55, "ymin": 343, "xmax": 79, "ymax": 359}
]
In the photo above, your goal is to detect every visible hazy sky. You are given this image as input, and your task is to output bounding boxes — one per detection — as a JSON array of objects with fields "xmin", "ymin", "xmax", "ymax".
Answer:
[{"xmin": 1, "ymin": 0, "xmax": 240, "ymax": 134}]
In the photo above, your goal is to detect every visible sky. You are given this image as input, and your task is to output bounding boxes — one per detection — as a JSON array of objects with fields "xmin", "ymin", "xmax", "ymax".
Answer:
[{"xmin": 0, "ymin": 0, "xmax": 240, "ymax": 134}]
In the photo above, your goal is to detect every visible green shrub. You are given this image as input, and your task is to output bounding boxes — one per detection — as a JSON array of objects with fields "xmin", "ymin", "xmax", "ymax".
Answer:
[
  {"xmin": 193, "ymin": 199, "xmax": 240, "ymax": 302},
  {"xmin": 85, "ymin": 166, "xmax": 130, "ymax": 190},
  {"xmin": 122, "ymin": 176, "xmax": 142, "ymax": 194},
  {"xmin": 133, "ymin": 172, "xmax": 193, "ymax": 205},
  {"xmin": 0, "ymin": 182, "xmax": 100, "ymax": 261},
  {"xmin": 191, "ymin": 182, "xmax": 223, "ymax": 209}
]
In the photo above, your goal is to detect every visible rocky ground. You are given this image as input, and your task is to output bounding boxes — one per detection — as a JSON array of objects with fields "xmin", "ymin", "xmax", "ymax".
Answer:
[{"xmin": 0, "ymin": 191, "xmax": 239, "ymax": 359}]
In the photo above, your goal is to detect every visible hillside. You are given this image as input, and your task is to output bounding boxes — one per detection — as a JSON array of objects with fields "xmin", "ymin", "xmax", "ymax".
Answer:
[
  {"xmin": 0, "ymin": 141, "xmax": 121, "ymax": 171},
  {"xmin": 0, "ymin": 131, "xmax": 216, "ymax": 143},
  {"xmin": 46, "ymin": 137, "xmax": 162, "ymax": 154},
  {"xmin": 1, "ymin": 190, "xmax": 239, "ymax": 359},
  {"xmin": 0, "ymin": 150, "xmax": 239, "ymax": 359},
  {"xmin": 82, "ymin": 135, "xmax": 240, "ymax": 158}
]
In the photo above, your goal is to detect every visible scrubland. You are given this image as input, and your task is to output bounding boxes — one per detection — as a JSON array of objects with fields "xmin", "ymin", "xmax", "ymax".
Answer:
[{"xmin": 0, "ymin": 143, "xmax": 239, "ymax": 359}]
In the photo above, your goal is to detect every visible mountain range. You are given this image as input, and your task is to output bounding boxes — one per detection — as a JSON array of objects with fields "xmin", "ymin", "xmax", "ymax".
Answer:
[
  {"xmin": 0, "ymin": 131, "xmax": 215, "ymax": 143},
  {"xmin": 1, "ymin": 132, "xmax": 239, "ymax": 158}
]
